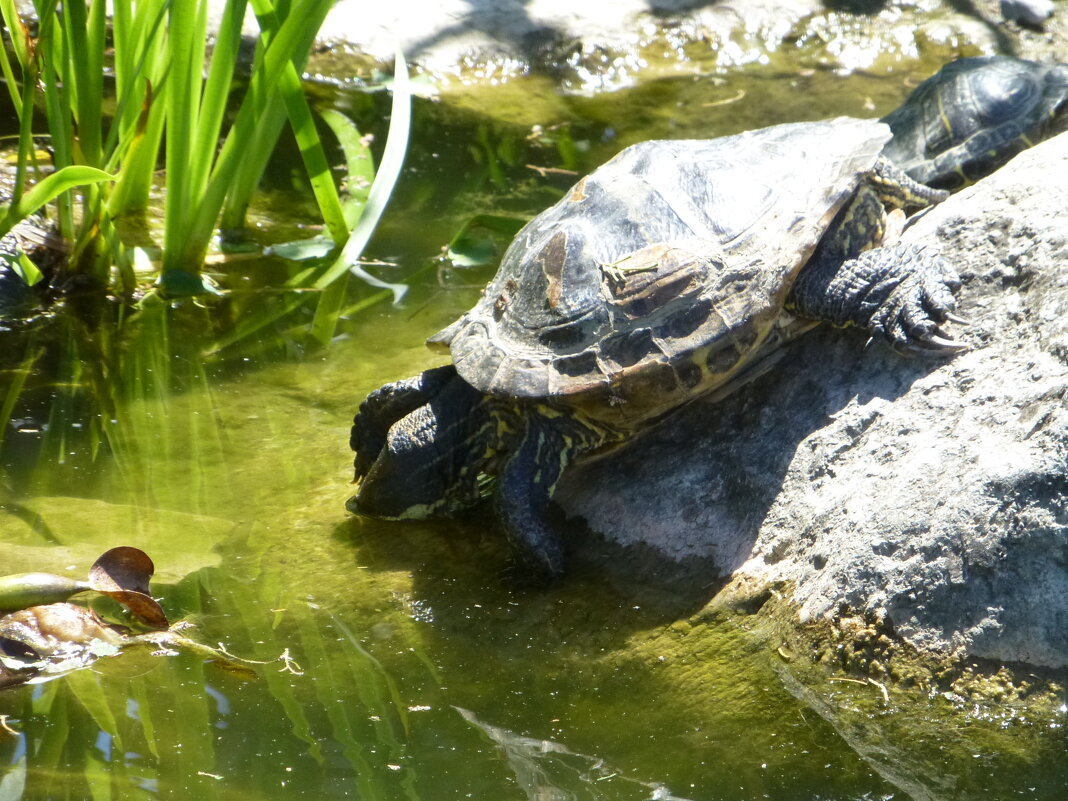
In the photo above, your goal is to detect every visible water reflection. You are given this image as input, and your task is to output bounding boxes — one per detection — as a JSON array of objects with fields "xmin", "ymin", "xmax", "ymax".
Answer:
[{"xmin": 3, "ymin": 283, "xmax": 1067, "ymax": 798}]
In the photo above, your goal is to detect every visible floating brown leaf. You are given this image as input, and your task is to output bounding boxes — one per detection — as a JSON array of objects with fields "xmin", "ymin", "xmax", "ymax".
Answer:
[
  {"xmin": 0, "ymin": 603, "xmax": 125, "ymax": 656},
  {"xmin": 0, "ymin": 603, "xmax": 127, "ymax": 689},
  {"xmin": 88, "ymin": 547, "xmax": 169, "ymax": 630},
  {"xmin": 88, "ymin": 546, "xmax": 155, "ymax": 594}
]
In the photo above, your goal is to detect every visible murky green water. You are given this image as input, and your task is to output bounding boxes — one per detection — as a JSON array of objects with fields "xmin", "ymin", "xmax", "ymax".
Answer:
[{"xmin": 3, "ymin": 56, "xmax": 1068, "ymax": 800}]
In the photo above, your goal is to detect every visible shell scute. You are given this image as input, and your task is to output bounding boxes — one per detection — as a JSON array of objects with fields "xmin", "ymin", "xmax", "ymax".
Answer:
[{"xmin": 601, "ymin": 244, "xmax": 712, "ymax": 320}]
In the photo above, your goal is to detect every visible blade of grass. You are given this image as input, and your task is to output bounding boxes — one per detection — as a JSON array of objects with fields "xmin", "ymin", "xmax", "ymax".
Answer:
[
  {"xmin": 0, "ymin": 1, "xmax": 29, "ymax": 110},
  {"xmin": 11, "ymin": 65, "xmax": 39, "ymax": 203},
  {"xmin": 0, "ymin": 4, "xmax": 35, "ymax": 206},
  {"xmin": 318, "ymin": 108, "xmax": 375, "ymax": 225},
  {"xmin": 307, "ymin": 52, "xmax": 410, "ymax": 343},
  {"xmin": 0, "ymin": 0, "xmax": 31, "ymax": 71},
  {"xmin": 0, "ymin": 165, "xmax": 115, "ymax": 239},
  {"xmin": 217, "ymin": 93, "xmax": 288, "ymax": 231},
  {"xmin": 11, "ymin": 252, "xmax": 44, "ymax": 286},
  {"xmin": 187, "ymin": 0, "xmax": 249, "ymax": 205},
  {"xmin": 61, "ymin": 0, "xmax": 105, "ymax": 167},
  {"xmin": 274, "ymin": 61, "xmax": 348, "ymax": 244},
  {"xmin": 309, "ymin": 274, "xmax": 348, "ymax": 345},
  {"xmin": 97, "ymin": 0, "xmax": 170, "ymax": 239},
  {"xmin": 106, "ymin": 0, "xmax": 169, "ymax": 163},
  {"xmin": 35, "ymin": 0, "xmax": 76, "ymax": 239},
  {"xmin": 217, "ymin": 0, "xmax": 293, "ymax": 232},
  {"xmin": 312, "ymin": 50, "xmax": 411, "ymax": 292},
  {"xmin": 107, "ymin": 85, "xmax": 162, "ymax": 217},
  {"xmin": 161, "ymin": 0, "xmax": 206, "ymax": 266},
  {"xmin": 167, "ymin": 0, "xmax": 334, "ymax": 273},
  {"xmin": 307, "ymin": 112, "xmax": 384, "ymax": 343}
]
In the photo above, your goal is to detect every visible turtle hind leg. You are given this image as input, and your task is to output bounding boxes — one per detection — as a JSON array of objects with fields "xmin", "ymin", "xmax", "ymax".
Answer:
[{"xmin": 789, "ymin": 239, "xmax": 965, "ymax": 355}]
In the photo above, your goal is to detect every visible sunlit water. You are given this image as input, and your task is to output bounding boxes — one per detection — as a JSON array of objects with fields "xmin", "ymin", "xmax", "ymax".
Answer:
[{"xmin": 2, "ymin": 58, "xmax": 1068, "ymax": 800}]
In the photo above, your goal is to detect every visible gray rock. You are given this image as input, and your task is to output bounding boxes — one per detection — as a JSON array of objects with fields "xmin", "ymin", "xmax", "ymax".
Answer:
[
  {"xmin": 558, "ymin": 131, "xmax": 1068, "ymax": 669},
  {"xmin": 1001, "ymin": 0, "xmax": 1055, "ymax": 26}
]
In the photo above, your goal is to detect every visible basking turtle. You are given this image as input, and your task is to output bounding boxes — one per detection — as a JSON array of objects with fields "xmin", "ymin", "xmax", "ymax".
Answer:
[
  {"xmin": 348, "ymin": 118, "xmax": 962, "ymax": 578},
  {"xmin": 882, "ymin": 55, "xmax": 1068, "ymax": 190}
]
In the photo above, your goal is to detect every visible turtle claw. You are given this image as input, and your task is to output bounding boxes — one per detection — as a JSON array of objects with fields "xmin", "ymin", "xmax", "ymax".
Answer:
[
  {"xmin": 922, "ymin": 333, "xmax": 969, "ymax": 353},
  {"xmin": 850, "ymin": 241, "xmax": 971, "ymax": 356},
  {"xmin": 944, "ymin": 311, "xmax": 971, "ymax": 326}
]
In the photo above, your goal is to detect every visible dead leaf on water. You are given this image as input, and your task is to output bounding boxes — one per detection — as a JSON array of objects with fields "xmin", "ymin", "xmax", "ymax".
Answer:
[
  {"xmin": 88, "ymin": 546, "xmax": 169, "ymax": 629},
  {"xmin": 0, "ymin": 547, "xmax": 287, "ymax": 691},
  {"xmin": 0, "ymin": 602, "xmax": 126, "ymax": 688}
]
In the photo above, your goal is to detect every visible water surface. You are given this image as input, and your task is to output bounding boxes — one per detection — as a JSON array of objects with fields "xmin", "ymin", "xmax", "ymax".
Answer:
[{"xmin": 2, "ymin": 57, "xmax": 1066, "ymax": 801}]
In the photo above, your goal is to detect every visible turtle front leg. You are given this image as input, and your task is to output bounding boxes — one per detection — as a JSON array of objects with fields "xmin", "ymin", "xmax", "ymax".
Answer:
[
  {"xmin": 788, "ymin": 169, "xmax": 963, "ymax": 354},
  {"xmin": 348, "ymin": 365, "xmax": 493, "ymax": 520},
  {"xmin": 788, "ymin": 240, "xmax": 964, "ymax": 354},
  {"xmin": 493, "ymin": 407, "xmax": 593, "ymax": 580},
  {"xmin": 350, "ymin": 365, "xmax": 459, "ymax": 481}
]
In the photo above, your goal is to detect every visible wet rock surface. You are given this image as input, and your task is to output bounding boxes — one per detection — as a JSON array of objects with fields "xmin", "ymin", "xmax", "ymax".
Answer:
[
  {"xmin": 558, "ymin": 131, "xmax": 1068, "ymax": 669},
  {"xmin": 312, "ymin": 0, "xmax": 1068, "ymax": 88}
]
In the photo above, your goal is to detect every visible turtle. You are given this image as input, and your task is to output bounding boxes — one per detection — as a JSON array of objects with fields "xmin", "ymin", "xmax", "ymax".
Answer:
[
  {"xmin": 347, "ymin": 117, "xmax": 963, "ymax": 579},
  {"xmin": 881, "ymin": 55, "xmax": 1068, "ymax": 191}
]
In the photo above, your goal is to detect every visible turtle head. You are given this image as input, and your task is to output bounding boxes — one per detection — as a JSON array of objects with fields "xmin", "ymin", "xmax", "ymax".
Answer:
[{"xmin": 347, "ymin": 365, "xmax": 493, "ymax": 520}]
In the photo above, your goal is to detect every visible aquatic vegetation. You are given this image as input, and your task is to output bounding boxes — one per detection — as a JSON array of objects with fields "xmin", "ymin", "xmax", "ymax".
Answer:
[
  {"xmin": 0, "ymin": 0, "xmax": 414, "ymax": 496},
  {"xmin": 0, "ymin": 0, "xmax": 409, "ymax": 338}
]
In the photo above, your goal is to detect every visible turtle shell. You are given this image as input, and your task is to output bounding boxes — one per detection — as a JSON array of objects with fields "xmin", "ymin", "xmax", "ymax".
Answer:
[
  {"xmin": 429, "ymin": 117, "xmax": 891, "ymax": 424},
  {"xmin": 882, "ymin": 56, "xmax": 1068, "ymax": 190}
]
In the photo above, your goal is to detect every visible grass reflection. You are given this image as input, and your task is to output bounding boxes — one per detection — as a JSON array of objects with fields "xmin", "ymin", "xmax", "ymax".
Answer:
[
  {"xmin": 0, "ymin": 554, "xmax": 453, "ymax": 800},
  {"xmin": 0, "ymin": 651, "xmax": 220, "ymax": 800}
]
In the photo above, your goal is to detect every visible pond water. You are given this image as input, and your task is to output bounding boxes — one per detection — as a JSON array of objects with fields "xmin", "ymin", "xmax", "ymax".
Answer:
[{"xmin": 2, "ymin": 56, "xmax": 1068, "ymax": 800}]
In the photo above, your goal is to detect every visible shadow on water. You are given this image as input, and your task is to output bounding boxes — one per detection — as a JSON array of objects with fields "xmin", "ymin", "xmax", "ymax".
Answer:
[
  {"xmin": 821, "ymin": 0, "xmax": 891, "ymax": 11},
  {"xmin": 393, "ymin": 0, "xmax": 554, "ymax": 69}
]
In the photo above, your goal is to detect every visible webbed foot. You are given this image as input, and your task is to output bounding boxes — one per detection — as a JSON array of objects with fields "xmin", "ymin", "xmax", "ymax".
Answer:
[
  {"xmin": 350, "ymin": 365, "xmax": 458, "ymax": 481},
  {"xmin": 348, "ymin": 365, "xmax": 490, "ymax": 520}
]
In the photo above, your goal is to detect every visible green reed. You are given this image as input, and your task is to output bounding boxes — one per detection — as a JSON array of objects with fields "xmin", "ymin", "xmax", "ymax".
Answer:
[{"xmin": 0, "ymin": 0, "xmax": 405, "ymax": 328}]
